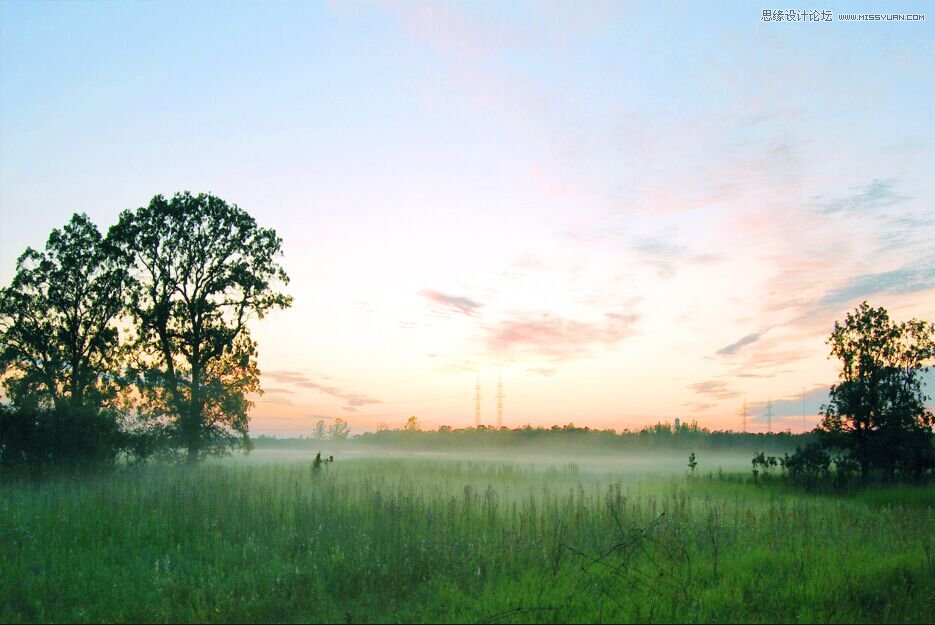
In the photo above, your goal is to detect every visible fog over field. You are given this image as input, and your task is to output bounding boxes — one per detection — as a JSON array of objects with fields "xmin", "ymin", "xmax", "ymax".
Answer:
[{"xmin": 229, "ymin": 446, "xmax": 757, "ymax": 476}]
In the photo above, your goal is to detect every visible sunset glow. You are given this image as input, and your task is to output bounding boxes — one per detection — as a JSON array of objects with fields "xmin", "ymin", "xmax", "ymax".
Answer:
[{"xmin": 2, "ymin": 1, "xmax": 933, "ymax": 435}]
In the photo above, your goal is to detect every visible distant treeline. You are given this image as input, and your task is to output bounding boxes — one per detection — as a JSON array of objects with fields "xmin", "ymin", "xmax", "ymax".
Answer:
[{"xmin": 253, "ymin": 421, "xmax": 811, "ymax": 453}]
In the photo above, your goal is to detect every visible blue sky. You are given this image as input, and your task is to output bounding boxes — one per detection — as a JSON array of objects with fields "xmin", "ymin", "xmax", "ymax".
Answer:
[{"xmin": 2, "ymin": 1, "xmax": 933, "ymax": 434}]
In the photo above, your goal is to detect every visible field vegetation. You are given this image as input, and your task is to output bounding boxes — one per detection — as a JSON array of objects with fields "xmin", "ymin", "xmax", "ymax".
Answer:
[{"xmin": 3, "ymin": 453, "xmax": 934, "ymax": 623}]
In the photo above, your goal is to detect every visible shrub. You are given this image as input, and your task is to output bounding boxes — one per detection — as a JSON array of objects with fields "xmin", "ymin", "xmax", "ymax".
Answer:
[{"xmin": 0, "ymin": 404, "xmax": 127, "ymax": 476}]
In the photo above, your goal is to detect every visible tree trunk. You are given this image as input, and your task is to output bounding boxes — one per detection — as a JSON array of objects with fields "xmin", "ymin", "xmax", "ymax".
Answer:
[{"xmin": 186, "ymin": 357, "xmax": 203, "ymax": 465}]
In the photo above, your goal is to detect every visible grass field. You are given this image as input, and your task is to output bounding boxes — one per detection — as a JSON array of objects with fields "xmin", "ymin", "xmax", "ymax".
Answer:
[{"xmin": 2, "ymin": 451, "xmax": 934, "ymax": 623}]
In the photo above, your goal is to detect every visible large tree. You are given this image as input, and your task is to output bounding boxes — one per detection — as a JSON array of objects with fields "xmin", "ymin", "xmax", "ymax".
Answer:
[
  {"xmin": 818, "ymin": 302, "xmax": 935, "ymax": 478},
  {"xmin": 0, "ymin": 213, "xmax": 126, "ymax": 412},
  {"xmin": 110, "ymin": 192, "xmax": 291, "ymax": 462}
]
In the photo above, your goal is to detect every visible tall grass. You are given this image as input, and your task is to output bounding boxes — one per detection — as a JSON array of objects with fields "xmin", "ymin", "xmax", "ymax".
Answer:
[{"xmin": 2, "ymin": 457, "xmax": 933, "ymax": 623}]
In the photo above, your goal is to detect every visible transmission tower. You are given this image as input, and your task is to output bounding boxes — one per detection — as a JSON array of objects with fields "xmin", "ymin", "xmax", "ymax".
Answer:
[
  {"xmin": 496, "ymin": 373, "xmax": 504, "ymax": 429},
  {"xmin": 474, "ymin": 376, "xmax": 481, "ymax": 428},
  {"xmin": 740, "ymin": 398, "xmax": 748, "ymax": 433},
  {"xmin": 766, "ymin": 396, "xmax": 773, "ymax": 433}
]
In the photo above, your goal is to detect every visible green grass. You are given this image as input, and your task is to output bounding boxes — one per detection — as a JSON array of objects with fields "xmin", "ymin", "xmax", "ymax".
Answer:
[{"xmin": 1, "ymin": 455, "xmax": 933, "ymax": 623}]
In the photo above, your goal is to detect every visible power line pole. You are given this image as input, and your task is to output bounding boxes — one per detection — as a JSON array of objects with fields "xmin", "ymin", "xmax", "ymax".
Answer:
[
  {"xmin": 496, "ymin": 373, "xmax": 504, "ymax": 429},
  {"xmin": 474, "ymin": 376, "xmax": 481, "ymax": 428}
]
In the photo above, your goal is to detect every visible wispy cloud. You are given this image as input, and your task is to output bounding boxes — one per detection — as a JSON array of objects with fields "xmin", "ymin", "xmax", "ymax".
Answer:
[
  {"xmin": 875, "ymin": 212, "xmax": 935, "ymax": 253},
  {"xmin": 526, "ymin": 367, "xmax": 557, "ymax": 377},
  {"xmin": 716, "ymin": 332, "xmax": 763, "ymax": 356},
  {"xmin": 689, "ymin": 380, "xmax": 740, "ymax": 400},
  {"xmin": 730, "ymin": 350, "xmax": 810, "ymax": 373},
  {"xmin": 295, "ymin": 380, "xmax": 381, "ymax": 408},
  {"xmin": 255, "ymin": 395, "xmax": 294, "ymax": 406},
  {"xmin": 420, "ymin": 289, "xmax": 483, "ymax": 317},
  {"xmin": 264, "ymin": 370, "xmax": 382, "ymax": 411},
  {"xmin": 631, "ymin": 236, "xmax": 721, "ymax": 278},
  {"xmin": 816, "ymin": 178, "xmax": 910, "ymax": 215},
  {"xmin": 819, "ymin": 266, "xmax": 935, "ymax": 306},
  {"xmin": 682, "ymin": 401, "xmax": 715, "ymax": 413},
  {"xmin": 264, "ymin": 371, "xmax": 310, "ymax": 385},
  {"xmin": 486, "ymin": 311, "xmax": 638, "ymax": 359}
]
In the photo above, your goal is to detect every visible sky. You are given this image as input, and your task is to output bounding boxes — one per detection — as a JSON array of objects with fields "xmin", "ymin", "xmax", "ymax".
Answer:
[{"xmin": 1, "ymin": 1, "xmax": 933, "ymax": 435}]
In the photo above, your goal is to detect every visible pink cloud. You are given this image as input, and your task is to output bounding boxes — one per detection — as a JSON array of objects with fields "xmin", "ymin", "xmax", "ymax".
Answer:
[
  {"xmin": 486, "ymin": 311, "xmax": 638, "ymax": 359},
  {"xmin": 420, "ymin": 289, "xmax": 483, "ymax": 317}
]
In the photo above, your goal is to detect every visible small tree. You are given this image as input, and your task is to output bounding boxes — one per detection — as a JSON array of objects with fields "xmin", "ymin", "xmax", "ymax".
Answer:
[
  {"xmin": 404, "ymin": 415, "xmax": 421, "ymax": 431},
  {"xmin": 818, "ymin": 302, "xmax": 934, "ymax": 479},
  {"xmin": 687, "ymin": 452, "xmax": 698, "ymax": 476},
  {"xmin": 328, "ymin": 417, "xmax": 350, "ymax": 440},
  {"xmin": 110, "ymin": 192, "xmax": 291, "ymax": 463}
]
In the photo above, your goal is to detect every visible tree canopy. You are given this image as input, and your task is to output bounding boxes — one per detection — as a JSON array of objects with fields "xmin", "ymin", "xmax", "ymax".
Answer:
[
  {"xmin": 817, "ymin": 302, "xmax": 934, "ymax": 478},
  {"xmin": 0, "ymin": 213, "xmax": 125, "ymax": 412},
  {"xmin": 1, "ymin": 193, "xmax": 292, "ymax": 471},
  {"xmin": 110, "ymin": 192, "xmax": 292, "ymax": 462}
]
